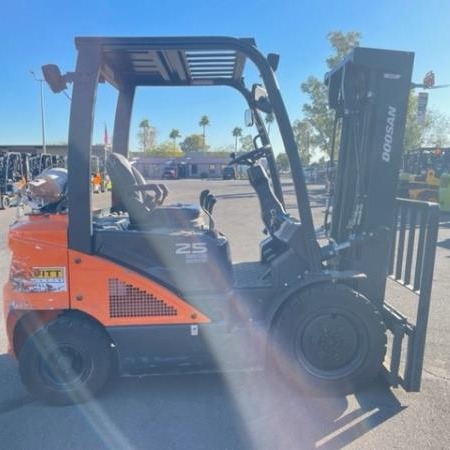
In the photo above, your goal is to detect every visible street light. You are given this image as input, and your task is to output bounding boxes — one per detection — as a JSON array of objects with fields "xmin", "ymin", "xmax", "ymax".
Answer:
[{"xmin": 30, "ymin": 70, "xmax": 47, "ymax": 154}]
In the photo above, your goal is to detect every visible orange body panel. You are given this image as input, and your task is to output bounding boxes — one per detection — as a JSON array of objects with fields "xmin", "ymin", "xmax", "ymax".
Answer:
[
  {"xmin": 4, "ymin": 214, "xmax": 70, "ymax": 354},
  {"xmin": 6, "ymin": 214, "xmax": 70, "ymax": 310},
  {"xmin": 3, "ymin": 213, "xmax": 210, "ymax": 354},
  {"xmin": 68, "ymin": 250, "xmax": 210, "ymax": 326}
]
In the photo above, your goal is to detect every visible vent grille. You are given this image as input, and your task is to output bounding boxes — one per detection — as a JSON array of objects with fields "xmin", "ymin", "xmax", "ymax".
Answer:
[{"xmin": 109, "ymin": 278, "xmax": 178, "ymax": 318}]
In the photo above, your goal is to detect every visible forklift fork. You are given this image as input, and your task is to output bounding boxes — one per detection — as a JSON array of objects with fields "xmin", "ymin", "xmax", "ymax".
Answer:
[{"xmin": 382, "ymin": 198, "xmax": 439, "ymax": 391}]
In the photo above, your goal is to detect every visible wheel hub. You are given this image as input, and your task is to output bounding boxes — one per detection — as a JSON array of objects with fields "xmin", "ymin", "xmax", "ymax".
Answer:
[
  {"xmin": 41, "ymin": 346, "xmax": 88, "ymax": 387},
  {"xmin": 297, "ymin": 313, "xmax": 359, "ymax": 373}
]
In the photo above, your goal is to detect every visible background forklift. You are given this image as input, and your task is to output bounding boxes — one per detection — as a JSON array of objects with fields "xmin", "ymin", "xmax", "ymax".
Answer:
[
  {"xmin": 0, "ymin": 151, "xmax": 29, "ymax": 209},
  {"xmin": 29, "ymin": 153, "xmax": 62, "ymax": 178},
  {"xmin": 399, "ymin": 147, "xmax": 450, "ymax": 210},
  {"xmin": 3, "ymin": 37, "xmax": 438, "ymax": 404}
]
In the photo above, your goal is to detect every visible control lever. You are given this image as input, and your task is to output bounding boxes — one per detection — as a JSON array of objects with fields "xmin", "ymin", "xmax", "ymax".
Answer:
[
  {"xmin": 320, "ymin": 227, "xmax": 389, "ymax": 261},
  {"xmin": 205, "ymin": 195, "xmax": 216, "ymax": 215},
  {"xmin": 199, "ymin": 189, "xmax": 210, "ymax": 209},
  {"xmin": 204, "ymin": 193, "xmax": 216, "ymax": 230}
]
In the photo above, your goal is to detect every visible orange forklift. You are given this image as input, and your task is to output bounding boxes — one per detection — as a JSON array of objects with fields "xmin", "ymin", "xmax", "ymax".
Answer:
[{"xmin": 3, "ymin": 37, "xmax": 438, "ymax": 404}]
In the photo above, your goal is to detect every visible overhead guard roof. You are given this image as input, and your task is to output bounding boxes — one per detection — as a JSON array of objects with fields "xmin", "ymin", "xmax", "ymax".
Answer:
[{"xmin": 75, "ymin": 36, "xmax": 256, "ymax": 88}]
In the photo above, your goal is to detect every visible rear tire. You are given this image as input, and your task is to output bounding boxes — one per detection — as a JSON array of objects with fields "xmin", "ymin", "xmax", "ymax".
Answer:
[
  {"xmin": 19, "ymin": 316, "xmax": 113, "ymax": 405},
  {"xmin": 270, "ymin": 284, "xmax": 386, "ymax": 395}
]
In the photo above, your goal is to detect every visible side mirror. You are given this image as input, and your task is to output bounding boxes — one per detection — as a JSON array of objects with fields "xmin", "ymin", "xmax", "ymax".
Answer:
[
  {"xmin": 267, "ymin": 53, "xmax": 280, "ymax": 72},
  {"xmin": 42, "ymin": 64, "xmax": 68, "ymax": 93},
  {"xmin": 244, "ymin": 109, "xmax": 254, "ymax": 127}
]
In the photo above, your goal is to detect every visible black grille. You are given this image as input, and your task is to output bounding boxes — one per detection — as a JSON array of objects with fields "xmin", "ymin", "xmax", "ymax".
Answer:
[{"xmin": 109, "ymin": 278, "xmax": 178, "ymax": 318}]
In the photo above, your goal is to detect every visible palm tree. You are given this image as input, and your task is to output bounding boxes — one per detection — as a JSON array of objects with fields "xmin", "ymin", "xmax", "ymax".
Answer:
[
  {"xmin": 199, "ymin": 115, "xmax": 210, "ymax": 151},
  {"xmin": 232, "ymin": 127, "xmax": 243, "ymax": 152},
  {"xmin": 265, "ymin": 113, "xmax": 274, "ymax": 136},
  {"xmin": 169, "ymin": 128, "xmax": 181, "ymax": 149}
]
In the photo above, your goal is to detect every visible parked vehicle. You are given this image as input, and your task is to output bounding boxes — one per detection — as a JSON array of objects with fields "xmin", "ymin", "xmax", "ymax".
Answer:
[
  {"xmin": 222, "ymin": 166, "xmax": 236, "ymax": 180},
  {"xmin": 162, "ymin": 167, "xmax": 177, "ymax": 180}
]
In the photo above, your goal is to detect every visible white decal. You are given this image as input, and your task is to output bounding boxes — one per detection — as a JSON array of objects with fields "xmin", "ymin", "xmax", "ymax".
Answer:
[{"xmin": 382, "ymin": 106, "xmax": 397, "ymax": 163}]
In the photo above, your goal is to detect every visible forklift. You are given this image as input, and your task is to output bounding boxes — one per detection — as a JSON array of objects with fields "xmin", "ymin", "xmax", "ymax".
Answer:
[
  {"xmin": 3, "ymin": 37, "xmax": 439, "ymax": 404},
  {"xmin": 0, "ymin": 151, "xmax": 29, "ymax": 209},
  {"xmin": 398, "ymin": 148, "xmax": 450, "ymax": 210},
  {"xmin": 29, "ymin": 153, "xmax": 61, "ymax": 178}
]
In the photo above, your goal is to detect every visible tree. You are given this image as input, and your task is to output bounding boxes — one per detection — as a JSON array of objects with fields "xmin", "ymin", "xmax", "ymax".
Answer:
[
  {"xmin": 150, "ymin": 141, "xmax": 184, "ymax": 157},
  {"xmin": 232, "ymin": 127, "xmax": 243, "ymax": 152},
  {"xmin": 292, "ymin": 119, "xmax": 312, "ymax": 165},
  {"xmin": 180, "ymin": 134, "xmax": 207, "ymax": 153},
  {"xmin": 199, "ymin": 115, "xmax": 210, "ymax": 151},
  {"xmin": 169, "ymin": 129, "xmax": 181, "ymax": 149},
  {"xmin": 301, "ymin": 31, "xmax": 361, "ymax": 156},
  {"xmin": 240, "ymin": 134, "xmax": 253, "ymax": 152},
  {"xmin": 137, "ymin": 119, "xmax": 157, "ymax": 151},
  {"xmin": 423, "ymin": 109, "xmax": 450, "ymax": 147},
  {"xmin": 325, "ymin": 31, "xmax": 362, "ymax": 69},
  {"xmin": 404, "ymin": 93, "xmax": 450, "ymax": 151},
  {"xmin": 265, "ymin": 113, "xmax": 275, "ymax": 135},
  {"xmin": 404, "ymin": 93, "xmax": 427, "ymax": 151},
  {"xmin": 276, "ymin": 153, "xmax": 289, "ymax": 172}
]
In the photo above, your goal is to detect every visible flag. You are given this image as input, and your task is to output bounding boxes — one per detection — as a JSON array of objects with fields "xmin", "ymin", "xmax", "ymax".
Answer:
[{"xmin": 104, "ymin": 124, "xmax": 109, "ymax": 146}]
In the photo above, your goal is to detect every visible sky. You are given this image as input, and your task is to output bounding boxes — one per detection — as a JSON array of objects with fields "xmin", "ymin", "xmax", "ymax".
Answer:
[{"xmin": 1, "ymin": 0, "xmax": 450, "ymax": 155}]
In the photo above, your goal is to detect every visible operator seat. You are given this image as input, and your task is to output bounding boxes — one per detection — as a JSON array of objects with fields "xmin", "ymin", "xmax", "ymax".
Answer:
[{"xmin": 106, "ymin": 153, "xmax": 203, "ymax": 230}]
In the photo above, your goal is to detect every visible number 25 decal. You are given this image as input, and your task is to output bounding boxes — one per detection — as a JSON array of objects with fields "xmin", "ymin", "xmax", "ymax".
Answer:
[{"xmin": 175, "ymin": 243, "xmax": 208, "ymax": 255}]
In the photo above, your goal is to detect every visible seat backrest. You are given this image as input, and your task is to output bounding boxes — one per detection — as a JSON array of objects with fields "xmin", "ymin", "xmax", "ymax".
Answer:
[{"xmin": 106, "ymin": 153, "xmax": 151, "ymax": 226}]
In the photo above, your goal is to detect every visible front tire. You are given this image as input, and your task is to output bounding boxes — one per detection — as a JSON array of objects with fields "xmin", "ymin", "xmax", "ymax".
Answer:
[
  {"xmin": 270, "ymin": 284, "xmax": 386, "ymax": 395},
  {"xmin": 19, "ymin": 316, "xmax": 113, "ymax": 405}
]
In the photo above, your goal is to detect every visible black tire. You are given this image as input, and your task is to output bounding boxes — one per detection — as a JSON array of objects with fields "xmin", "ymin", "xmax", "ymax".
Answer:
[
  {"xmin": 270, "ymin": 284, "xmax": 386, "ymax": 396},
  {"xmin": 1, "ymin": 195, "xmax": 10, "ymax": 209},
  {"xmin": 19, "ymin": 315, "xmax": 113, "ymax": 405}
]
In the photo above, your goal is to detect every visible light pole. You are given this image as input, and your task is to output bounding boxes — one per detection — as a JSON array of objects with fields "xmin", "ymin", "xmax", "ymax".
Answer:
[{"xmin": 30, "ymin": 70, "xmax": 47, "ymax": 154}]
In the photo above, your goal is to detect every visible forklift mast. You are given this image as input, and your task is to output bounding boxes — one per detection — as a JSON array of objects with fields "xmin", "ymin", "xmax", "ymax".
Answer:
[{"xmin": 327, "ymin": 47, "xmax": 414, "ymax": 306}]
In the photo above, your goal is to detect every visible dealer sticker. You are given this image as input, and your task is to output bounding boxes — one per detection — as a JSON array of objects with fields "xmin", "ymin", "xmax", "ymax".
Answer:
[{"xmin": 25, "ymin": 267, "xmax": 67, "ymax": 292}]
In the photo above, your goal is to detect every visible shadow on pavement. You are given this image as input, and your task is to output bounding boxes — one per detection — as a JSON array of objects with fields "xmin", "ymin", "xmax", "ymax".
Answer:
[{"xmin": 0, "ymin": 354, "xmax": 404, "ymax": 450}]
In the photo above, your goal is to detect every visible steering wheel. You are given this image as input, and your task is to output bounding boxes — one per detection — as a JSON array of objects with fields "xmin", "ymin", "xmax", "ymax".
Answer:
[{"xmin": 229, "ymin": 145, "xmax": 271, "ymax": 166}]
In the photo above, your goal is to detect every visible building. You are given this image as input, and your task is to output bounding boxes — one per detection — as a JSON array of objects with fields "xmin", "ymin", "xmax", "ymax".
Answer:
[
  {"xmin": 0, "ymin": 145, "xmax": 234, "ymax": 179},
  {"xmin": 135, "ymin": 152, "xmax": 230, "ymax": 179}
]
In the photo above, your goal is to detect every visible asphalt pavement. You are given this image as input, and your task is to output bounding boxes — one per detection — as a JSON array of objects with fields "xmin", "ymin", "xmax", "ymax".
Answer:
[{"xmin": 0, "ymin": 180, "xmax": 449, "ymax": 449}]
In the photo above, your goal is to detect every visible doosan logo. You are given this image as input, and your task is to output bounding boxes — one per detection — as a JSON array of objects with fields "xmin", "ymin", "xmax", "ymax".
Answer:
[{"xmin": 382, "ymin": 106, "xmax": 397, "ymax": 162}]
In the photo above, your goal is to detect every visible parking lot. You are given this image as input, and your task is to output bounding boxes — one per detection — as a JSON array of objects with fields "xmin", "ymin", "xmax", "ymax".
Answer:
[{"xmin": 0, "ymin": 179, "xmax": 449, "ymax": 449}]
